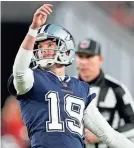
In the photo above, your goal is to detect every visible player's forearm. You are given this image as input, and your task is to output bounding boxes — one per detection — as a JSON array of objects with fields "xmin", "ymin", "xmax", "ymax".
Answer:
[
  {"xmin": 13, "ymin": 47, "xmax": 34, "ymax": 95},
  {"xmin": 13, "ymin": 27, "xmax": 37, "ymax": 95},
  {"xmin": 83, "ymin": 102, "xmax": 134, "ymax": 148},
  {"xmin": 21, "ymin": 26, "xmax": 38, "ymax": 50},
  {"xmin": 13, "ymin": 27, "xmax": 38, "ymax": 74},
  {"xmin": 13, "ymin": 47, "xmax": 33, "ymax": 74},
  {"xmin": 110, "ymin": 131, "xmax": 134, "ymax": 148}
]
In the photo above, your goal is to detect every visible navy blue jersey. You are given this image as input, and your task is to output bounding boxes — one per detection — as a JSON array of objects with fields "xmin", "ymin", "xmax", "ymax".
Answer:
[{"xmin": 17, "ymin": 69, "xmax": 92, "ymax": 148}]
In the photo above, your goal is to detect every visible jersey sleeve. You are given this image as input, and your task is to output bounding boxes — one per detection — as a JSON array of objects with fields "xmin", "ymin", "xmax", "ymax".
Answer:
[
  {"xmin": 83, "ymin": 101, "xmax": 134, "ymax": 148},
  {"xmin": 13, "ymin": 47, "xmax": 34, "ymax": 95}
]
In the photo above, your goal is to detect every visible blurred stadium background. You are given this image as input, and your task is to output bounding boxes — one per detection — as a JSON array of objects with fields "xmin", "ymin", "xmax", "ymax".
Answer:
[{"xmin": 1, "ymin": 1, "xmax": 134, "ymax": 148}]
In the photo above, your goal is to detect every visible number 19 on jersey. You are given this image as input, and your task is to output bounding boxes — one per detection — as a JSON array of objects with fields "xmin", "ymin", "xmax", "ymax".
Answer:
[{"xmin": 45, "ymin": 91, "xmax": 85, "ymax": 137}]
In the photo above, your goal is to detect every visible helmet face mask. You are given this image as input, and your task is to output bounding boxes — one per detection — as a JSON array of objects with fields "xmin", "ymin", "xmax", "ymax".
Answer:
[{"xmin": 31, "ymin": 24, "xmax": 75, "ymax": 69}]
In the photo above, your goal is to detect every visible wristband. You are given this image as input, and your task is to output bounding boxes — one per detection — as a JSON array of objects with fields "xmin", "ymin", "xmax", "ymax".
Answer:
[{"xmin": 28, "ymin": 27, "xmax": 39, "ymax": 37}]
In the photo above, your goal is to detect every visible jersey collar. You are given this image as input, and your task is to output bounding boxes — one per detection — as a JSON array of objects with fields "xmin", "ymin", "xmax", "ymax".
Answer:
[{"xmin": 47, "ymin": 71, "xmax": 71, "ymax": 82}]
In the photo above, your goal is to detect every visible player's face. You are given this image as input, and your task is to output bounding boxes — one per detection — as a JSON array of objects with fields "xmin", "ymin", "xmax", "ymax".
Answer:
[
  {"xmin": 76, "ymin": 53, "xmax": 103, "ymax": 80},
  {"xmin": 38, "ymin": 40, "xmax": 57, "ymax": 59}
]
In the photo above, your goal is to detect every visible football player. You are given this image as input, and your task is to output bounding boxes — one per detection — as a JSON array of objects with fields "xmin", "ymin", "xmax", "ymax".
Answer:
[{"xmin": 12, "ymin": 4, "xmax": 134, "ymax": 148}]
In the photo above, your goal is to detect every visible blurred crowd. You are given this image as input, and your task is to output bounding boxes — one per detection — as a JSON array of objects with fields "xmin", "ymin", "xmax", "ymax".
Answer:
[
  {"xmin": 94, "ymin": 1, "xmax": 134, "ymax": 32},
  {"xmin": 1, "ymin": 95, "xmax": 30, "ymax": 148}
]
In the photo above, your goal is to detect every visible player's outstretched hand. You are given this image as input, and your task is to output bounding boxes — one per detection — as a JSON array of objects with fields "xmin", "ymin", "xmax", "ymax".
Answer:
[{"xmin": 30, "ymin": 4, "xmax": 53, "ymax": 29}]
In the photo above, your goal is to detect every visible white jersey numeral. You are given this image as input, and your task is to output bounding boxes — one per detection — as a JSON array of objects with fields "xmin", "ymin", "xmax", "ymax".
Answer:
[
  {"xmin": 45, "ymin": 91, "xmax": 64, "ymax": 132},
  {"xmin": 45, "ymin": 91, "xmax": 85, "ymax": 137},
  {"xmin": 64, "ymin": 95, "xmax": 85, "ymax": 137}
]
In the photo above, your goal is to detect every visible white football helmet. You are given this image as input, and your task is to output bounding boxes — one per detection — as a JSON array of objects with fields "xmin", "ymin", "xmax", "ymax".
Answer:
[{"xmin": 31, "ymin": 24, "xmax": 75, "ymax": 69}]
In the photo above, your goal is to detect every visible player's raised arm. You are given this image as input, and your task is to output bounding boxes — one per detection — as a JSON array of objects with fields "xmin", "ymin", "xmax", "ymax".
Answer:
[
  {"xmin": 13, "ymin": 4, "xmax": 53, "ymax": 95},
  {"xmin": 83, "ymin": 101, "xmax": 134, "ymax": 148}
]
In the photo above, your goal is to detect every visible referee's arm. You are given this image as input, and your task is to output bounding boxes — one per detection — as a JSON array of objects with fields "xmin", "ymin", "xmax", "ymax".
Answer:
[{"xmin": 116, "ymin": 85, "xmax": 134, "ymax": 139}]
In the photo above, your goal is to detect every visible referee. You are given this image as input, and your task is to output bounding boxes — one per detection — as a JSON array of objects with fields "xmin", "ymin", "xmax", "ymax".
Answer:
[{"xmin": 75, "ymin": 38, "xmax": 134, "ymax": 148}]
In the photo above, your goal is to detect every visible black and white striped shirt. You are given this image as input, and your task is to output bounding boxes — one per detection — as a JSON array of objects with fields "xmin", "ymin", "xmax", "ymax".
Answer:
[{"xmin": 79, "ymin": 70, "xmax": 134, "ymax": 148}]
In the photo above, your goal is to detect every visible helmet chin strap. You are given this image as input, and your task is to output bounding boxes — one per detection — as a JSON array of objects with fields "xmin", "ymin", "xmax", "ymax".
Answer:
[{"xmin": 37, "ymin": 59, "xmax": 55, "ymax": 69}]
